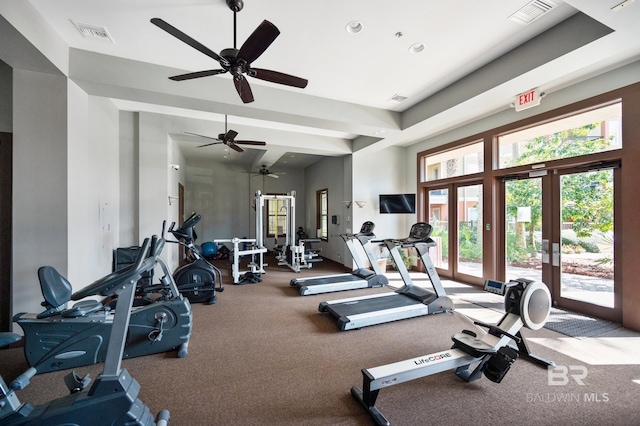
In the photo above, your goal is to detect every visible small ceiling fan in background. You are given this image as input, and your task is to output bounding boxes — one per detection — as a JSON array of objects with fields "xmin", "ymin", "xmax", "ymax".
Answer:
[
  {"xmin": 254, "ymin": 165, "xmax": 285, "ymax": 179},
  {"xmin": 186, "ymin": 115, "xmax": 266, "ymax": 152},
  {"xmin": 151, "ymin": 0, "xmax": 308, "ymax": 104}
]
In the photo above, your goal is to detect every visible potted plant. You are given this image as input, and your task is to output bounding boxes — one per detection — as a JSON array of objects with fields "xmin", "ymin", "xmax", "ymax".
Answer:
[{"xmin": 388, "ymin": 248, "xmax": 413, "ymax": 270}]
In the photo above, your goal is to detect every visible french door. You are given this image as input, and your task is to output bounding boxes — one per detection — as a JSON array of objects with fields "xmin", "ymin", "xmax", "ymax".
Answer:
[
  {"xmin": 427, "ymin": 182, "xmax": 483, "ymax": 285},
  {"xmin": 502, "ymin": 164, "xmax": 620, "ymax": 322}
]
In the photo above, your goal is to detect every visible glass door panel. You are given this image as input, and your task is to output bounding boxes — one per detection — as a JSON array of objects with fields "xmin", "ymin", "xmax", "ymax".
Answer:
[
  {"xmin": 428, "ymin": 188, "xmax": 448, "ymax": 271},
  {"xmin": 505, "ymin": 178, "xmax": 543, "ymax": 283},
  {"xmin": 457, "ymin": 184, "xmax": 482, "ymax": 277},
  {"xmin": 559, "ymin": 170, "xmax": 614, "ymax": 308}
]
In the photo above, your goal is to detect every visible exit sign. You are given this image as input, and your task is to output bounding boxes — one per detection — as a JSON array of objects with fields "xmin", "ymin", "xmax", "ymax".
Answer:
[{"xmin": 514, "ymin": 88, "xmax": 542, "ymax": 111}]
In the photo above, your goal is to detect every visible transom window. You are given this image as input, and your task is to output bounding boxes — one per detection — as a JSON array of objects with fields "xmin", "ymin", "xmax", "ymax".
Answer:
[
  {"xmin": 497, "ymin": 102, "xmax": 622, "ymax": 169},
  {"xmin": 421, "ymin": 141, "xmax": 483, "ymax": 182}
]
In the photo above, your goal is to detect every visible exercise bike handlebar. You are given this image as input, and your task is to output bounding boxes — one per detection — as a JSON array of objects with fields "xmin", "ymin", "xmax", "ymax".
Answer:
[
  {"xmin": 71, "ymin": 238, "xmax": 153, "ymax": 300},
  {"xmin": 473, "ymin": 320, "xmax": 522, "ymax": 344}
]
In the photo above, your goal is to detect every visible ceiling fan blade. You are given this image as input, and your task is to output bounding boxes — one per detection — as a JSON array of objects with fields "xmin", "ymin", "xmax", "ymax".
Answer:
[
  {"xmin": 224, "ymin": 129, "xmax": 239, "ymax": 141},
  {"xmin": 228, "ymin": 143, "xmax": 244, "ymax": 153},
  {"xmin": 170, "ymin": 69, "xmax": 226, "ymax": 81},
  {"xmin": 234, "ymin": 75, "xmax": 254, "ymax": 103},
  {"xmin": 250, "ymin": 68, "xmax": 308, "ymax": 88},
  {"xmin": 268, "ymin": 173, "xmax": 280, "ymax": 179},
  {"xmin": 151, "ymin": 18, "xmax": 229, "ymax": 66},
  {"xmin": 235, "ymin": 140, "xmax": 266, "ymax": 146},
  {"xmin": 185, "ymin": 132, "xmax": 221, "ymax": 141},
  {"xmin": 237, "ymin": 20, "xmax": 280, "ymax": 65},
  {"xmin": 197, "ymin": 142, "xmax": 222, "ymax": 148}
]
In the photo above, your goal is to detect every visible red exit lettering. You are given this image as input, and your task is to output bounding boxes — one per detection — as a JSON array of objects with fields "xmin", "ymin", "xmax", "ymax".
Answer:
[
  {"xmin": 519, "ymin": 90, "xmax": 536, "ymax": 105},
  {"xmin": 514, "ymin": 88, "xmax": 541, "ymax": 111}
]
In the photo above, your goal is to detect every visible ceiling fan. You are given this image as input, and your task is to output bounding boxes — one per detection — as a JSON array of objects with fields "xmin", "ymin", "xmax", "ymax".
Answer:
[
  {"xmin": 185, "ymin": 115, "xmax": 266, "ymax": 152},
  {"xmin": 150, "ymin": 0, "xmax": 308, "ymax": 104},
  {"xmin": 255, "ymin": 165, "xmax": 285, "ymax": 179}
]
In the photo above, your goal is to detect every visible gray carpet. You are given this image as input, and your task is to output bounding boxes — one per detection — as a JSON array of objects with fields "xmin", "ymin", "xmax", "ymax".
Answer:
[{"xmin": 457, "ymin": 292, "xmax": 621, "ymax": 338}]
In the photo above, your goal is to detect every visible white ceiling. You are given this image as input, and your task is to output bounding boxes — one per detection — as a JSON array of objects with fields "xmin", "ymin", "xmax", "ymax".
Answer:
[{"xmin": 1, "ymin": 0, "xmax": 639, "ymax": 173}]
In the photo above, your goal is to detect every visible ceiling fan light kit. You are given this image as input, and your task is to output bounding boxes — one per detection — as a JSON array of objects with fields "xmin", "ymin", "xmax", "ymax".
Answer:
[{"xmin": 151, "ymin": 0, "xmax": 308, "ymax": 104}]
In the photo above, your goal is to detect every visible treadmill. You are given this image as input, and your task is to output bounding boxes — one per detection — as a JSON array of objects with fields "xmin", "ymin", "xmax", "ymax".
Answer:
[
  {"xmin": 318, "ymin": 222, "xmax": 454, "ymax": 330},
  {"xmin": 290, "ymin": 221, "xmax": 388, "ymax": 296}
]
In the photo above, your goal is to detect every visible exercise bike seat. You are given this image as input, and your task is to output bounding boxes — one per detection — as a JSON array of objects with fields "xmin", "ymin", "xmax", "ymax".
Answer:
[
  {"xmin": 451, "ymin": 330, "xmax": 498, "ymax": 358},
  {"xmin": 37, "ymin": 266, "xmax": 102, "ymax": 319}
]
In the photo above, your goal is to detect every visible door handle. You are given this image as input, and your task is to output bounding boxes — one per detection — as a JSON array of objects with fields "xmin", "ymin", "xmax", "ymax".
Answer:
[
  {"xmin": 541, "ymin": 239, "xmax": 549, "ymax": 264},
  {"xmin": 552, "ymin": 242, "xmax": 560, "ymax": 267}
]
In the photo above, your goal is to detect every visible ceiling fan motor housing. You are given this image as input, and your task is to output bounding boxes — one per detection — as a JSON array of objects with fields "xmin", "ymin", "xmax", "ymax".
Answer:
[{"xmin": 226, "ymin": 0, "xmax": 244, "ymax": 12}]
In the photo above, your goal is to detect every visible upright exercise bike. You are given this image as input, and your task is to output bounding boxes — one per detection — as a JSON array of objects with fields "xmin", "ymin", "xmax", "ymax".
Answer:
[
  {"xmin": 12, "ymin": 235, "xmax": 192, "ymax": 381},
  {"xmin": 167, "ymin": 213, "xmax": 223, "ymax": 304},
  {"xmin": 1, "ymin": 238, "xmax": 171, "ymax": 425}
]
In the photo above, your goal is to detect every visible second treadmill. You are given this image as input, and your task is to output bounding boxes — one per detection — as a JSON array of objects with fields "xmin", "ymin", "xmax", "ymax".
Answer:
[
  {"xmin": 290, "ymin": 221, "xmax": 388, "ymax": 296},
  {"xmin": 318, "ymin": 222, "xmax": 453, "ymax": 330}
]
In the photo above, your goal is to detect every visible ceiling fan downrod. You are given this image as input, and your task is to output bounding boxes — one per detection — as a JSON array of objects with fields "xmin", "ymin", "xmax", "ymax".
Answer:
[{"xmin": 227, "ymin": 0, "xmax": 243, "ymax": 48}]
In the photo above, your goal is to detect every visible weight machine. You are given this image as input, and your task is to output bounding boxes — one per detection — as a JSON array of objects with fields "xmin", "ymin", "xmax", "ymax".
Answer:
[
  {"xmin": 255, "ymin": 190, "xmax": 321, "ymax": 273},
  {"xmin": 213, "ymin": 237, "xmax": 266, "ymax": 284}
]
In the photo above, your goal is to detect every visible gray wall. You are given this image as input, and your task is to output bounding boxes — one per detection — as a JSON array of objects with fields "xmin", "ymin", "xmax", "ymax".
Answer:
[{"xmin": 12, "ymin": 69, "xmax": 69, "ymax": 321}]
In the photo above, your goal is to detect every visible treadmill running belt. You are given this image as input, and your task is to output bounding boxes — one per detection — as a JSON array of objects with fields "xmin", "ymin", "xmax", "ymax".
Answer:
[
  {"xmin": 325, "ymin": 293, "xmax": 421, "ymax": 317},
  {"xmin": 302, "ymin": 274, "xmax": 364, "ymax": 286}
]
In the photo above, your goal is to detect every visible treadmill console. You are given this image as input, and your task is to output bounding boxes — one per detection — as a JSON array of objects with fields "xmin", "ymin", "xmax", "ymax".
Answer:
[
  {"xmin": 408, "ymin": 222, "xmax": 433, "ymax": 241},
  {"xmin": 359, "ymin": 221, "xmax": 375, "ymax": 235},
  {"xmin": 484, "ymin": 279, "xmax": 507, "ymax": 296}
]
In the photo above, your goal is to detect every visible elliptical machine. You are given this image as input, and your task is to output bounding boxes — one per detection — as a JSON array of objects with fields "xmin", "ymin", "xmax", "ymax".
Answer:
[
  {"xmin": 166, "ymin": 213, "xmax": 223, "ymax": 304},
  {"xmin": 12, "ymin": 235, "xmax": 191, "ymax": 381},
  {"xmin": 2, "ymin": 238, "xmax": 171, "ymax": 425}
]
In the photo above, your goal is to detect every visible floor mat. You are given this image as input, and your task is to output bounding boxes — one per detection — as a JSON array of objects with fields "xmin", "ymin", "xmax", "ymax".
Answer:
[{"xmin": 456, "ymin": 293, "xmax": 621, "ymax": 339}]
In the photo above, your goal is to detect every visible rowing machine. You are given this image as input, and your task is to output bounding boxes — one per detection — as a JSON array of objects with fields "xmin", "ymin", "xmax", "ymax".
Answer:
[{"xmin": 351, "ymin": 278, "xmax": 555, "ymax": 426}]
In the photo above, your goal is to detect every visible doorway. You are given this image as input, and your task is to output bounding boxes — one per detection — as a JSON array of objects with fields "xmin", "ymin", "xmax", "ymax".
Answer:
[
  {"xmin": 502, "ymin": 165, "xmax": 620, "ymax": 322},
  {"xmin": 427, "ymin": 182, "xmax": 483, "ymax": 285}
]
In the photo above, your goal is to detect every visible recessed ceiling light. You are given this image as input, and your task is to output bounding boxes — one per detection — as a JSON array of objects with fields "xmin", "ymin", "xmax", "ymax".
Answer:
[
  {"xmin": 346, "ymin": 21, "xmax": 363, "ymax": 34},
  {"xmin": 409, "ymin": 43, "xmax": 425, "ymax": 53}
]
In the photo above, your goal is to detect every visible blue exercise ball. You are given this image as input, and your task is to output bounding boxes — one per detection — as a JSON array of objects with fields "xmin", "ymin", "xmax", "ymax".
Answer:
[{"xmin": 201, "ymin": 242, "xmax": 218, "ymax": 258}]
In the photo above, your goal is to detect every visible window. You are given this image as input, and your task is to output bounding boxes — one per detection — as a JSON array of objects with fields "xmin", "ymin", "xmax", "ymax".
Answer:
[
  {"xmin": 497, "ymin": 102, "xmax": 622, "ymax": 169},
  {"xmin": 266, "ymin": 197, "xmax": 287, "ymax": 238},
  {"xmin": 421, "ymin": 141, "xmax": 483, "ymax": 182},
  {"xmin": 317, "ymin": 189, "xmax": 328, "ymax": 240}
]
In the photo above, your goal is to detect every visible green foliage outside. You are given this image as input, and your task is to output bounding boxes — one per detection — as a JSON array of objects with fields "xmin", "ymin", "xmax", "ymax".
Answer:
[
  {"xmin": 458, "ymin": 221, "xmax": 482, "ymax": 262},
  {"xmin": 506, "ymin": 123, "xmax": 614, "ymax": 263},
  {"xmin": 431, "ymin": 224, "xmax": 449, "ymax": 261}
]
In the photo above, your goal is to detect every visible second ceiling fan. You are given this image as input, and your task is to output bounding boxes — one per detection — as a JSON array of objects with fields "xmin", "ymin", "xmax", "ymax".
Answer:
[
  {"xmin": 151, "ymin": 0, "xmax": 308, "ymax": 104},
  {"xmin": 186, "ymin": 115, "xmax": 266, "ymax": 152}
]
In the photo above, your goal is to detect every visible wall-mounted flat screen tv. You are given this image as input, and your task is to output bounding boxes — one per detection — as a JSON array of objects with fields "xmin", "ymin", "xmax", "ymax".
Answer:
[{"xmin": 379, "ymin": 194, "xmax": 416, "ymax": 214}]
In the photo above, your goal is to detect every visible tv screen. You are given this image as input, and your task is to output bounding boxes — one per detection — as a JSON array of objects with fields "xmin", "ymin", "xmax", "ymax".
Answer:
[{"xmin": 379, "ymin": 194, "xmax": 416, "ymax": 214}]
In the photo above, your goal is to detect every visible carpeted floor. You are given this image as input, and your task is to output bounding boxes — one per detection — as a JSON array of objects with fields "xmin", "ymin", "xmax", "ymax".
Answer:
[{"xmin": 1, "ymin": 256, "xmax": 640, "ymax": 425}]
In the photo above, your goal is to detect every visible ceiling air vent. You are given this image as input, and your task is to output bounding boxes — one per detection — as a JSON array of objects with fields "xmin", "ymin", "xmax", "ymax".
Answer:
[
  {"xmin": 390, "ymin": 94, "xmax": 408, "ymax": 103},
  {"xmin": 508, "ymin": 0, "xmax": 558, "ymax": 26},
  {"xmin": 71, "ymin": 20, "xmax": 115, "ymax": 43}
]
